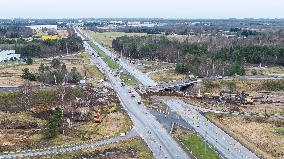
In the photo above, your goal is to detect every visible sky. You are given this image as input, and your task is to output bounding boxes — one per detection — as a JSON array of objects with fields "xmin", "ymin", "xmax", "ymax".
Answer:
[{"xmin": 0, "ymin": 0, "xmax": 283, "ymax": 19}]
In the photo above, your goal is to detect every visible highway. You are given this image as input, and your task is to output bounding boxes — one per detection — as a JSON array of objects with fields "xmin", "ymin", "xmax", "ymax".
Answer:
[
  {"xmin": 77, "ymin": 27, "xmax": 261, "ymax": 159},
  {"xmin": 76, "ymin": 28, "xmax": 190, "ymax": 159},
  {"xmin": 164, "ymin": 99, "xmax": 259, "ymax": 159},
  {"xmin": 86, "ymin": 32, "xmax": 158, "ymax": 87}
]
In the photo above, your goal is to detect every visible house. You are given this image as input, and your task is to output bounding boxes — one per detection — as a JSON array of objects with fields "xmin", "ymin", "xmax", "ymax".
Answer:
[{"xmin": 0, "ymin": 50, "xmax": 21, "ymax": 62}]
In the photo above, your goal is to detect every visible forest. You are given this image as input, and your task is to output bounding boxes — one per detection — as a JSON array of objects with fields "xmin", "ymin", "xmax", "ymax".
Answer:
[
  {"xmin": 15, "ymin": 35, "xmax": 83, "ymax": 58},
  {"xmin": 112, "ymin": 35, "xmax": 284, "ymax": 76}
]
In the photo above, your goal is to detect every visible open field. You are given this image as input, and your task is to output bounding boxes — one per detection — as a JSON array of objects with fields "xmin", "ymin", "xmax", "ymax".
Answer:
[
  {"xmin": 0, "ymin": 52, "xmax": 105, "ymax": 86},
  {"xmin": 206, "ymin": 113, "xmax": 284, "ymax": 159},
  {"xmin": 44, "ymin": 137, "xmax": 154, "ymax": 159},
  {"xmin": 172, "ymin": 125, "xmax": 221, "ymax": 159},
  {"xmin": 0, "ymin": 87, "xmax": 132, "ymax": 152},
  {"xmin": 120, "ymin": 73, "xmax": 139, "ymax": 86},
  {"xmin": 136, "ymin": 60, "xmax": 176, "ymax": 74},
  {"xmin": 85, "ymin": 31, "xmax": 147, "ymax": 48},
  {"xmin": 246, "ymin": 67, "xmax": 284, "ymax": 75},
  {"xmin": 150, "ymin": 70, "xmax": 187, "ymax": 83},
  {"xmin": 203, "ymin": 79, "xmax": 284, "ymax": 94}
]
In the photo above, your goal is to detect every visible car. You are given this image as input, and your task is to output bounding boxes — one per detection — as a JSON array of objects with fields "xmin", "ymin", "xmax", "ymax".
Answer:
[
  {"xmin": 216, "ymin": 75, "xmax": 223, "ymax": 79},
  {"xmin": 131, "ymin": 93, "xmax": 135, "ymax": 97},
  {"xmin": 137, "ymin": 100, "xmax": 142, "ymax": 104}
]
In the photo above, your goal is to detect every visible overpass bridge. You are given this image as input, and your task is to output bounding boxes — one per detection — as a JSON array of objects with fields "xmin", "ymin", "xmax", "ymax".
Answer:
[{"xmin": 149, "ymin": 79, "xmax": 197, "ymax": 92}]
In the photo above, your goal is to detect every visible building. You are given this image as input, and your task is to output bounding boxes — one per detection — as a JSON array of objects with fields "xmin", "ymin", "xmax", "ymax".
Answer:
[
  {"xmin": 0, "ymin": 50, "xmax": 21, "ymax": 62},
  {"xmin": 26, "ymin": 25, "xmax": 58, "ymax": 30}
]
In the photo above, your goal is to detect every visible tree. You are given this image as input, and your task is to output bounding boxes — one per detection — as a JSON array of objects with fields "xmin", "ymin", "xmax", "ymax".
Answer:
[
  {"xmin": 251, "ymin": 69, "xmax": 258, "ymax": 75},
  {"xmin": 21, "ymin": 68, "xmax": 37, "ymax": 81},
  {"xmin": 51, "ymin": 58, "xmax": 61, "ymax": 69},
  {"xmin": 43, "ymin": 107, "xmax": 63, "ymax": 139},
  {"xmin": 68, "ymin": 67, "xmax": 82, "ymax": 83},
  {"xmin": 26, "ymin": 57, "xmax": 33, "ymax": 65},
  {"xmin": 227, "ymin": 63, "xmax": 245, "ymax": 76},
  {"xmin": 38, "ymin": 63, "xmax": 45, "ymax": 73},
  {"xmin": 19, "ymin": 81, "xmax": 33, "ymax": 110}
]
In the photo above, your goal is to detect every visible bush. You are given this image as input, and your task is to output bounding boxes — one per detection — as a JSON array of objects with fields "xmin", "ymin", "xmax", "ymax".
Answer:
[
  {"xmin": 26, "ymin": 57, "xmax": 33, "ymax": 65},
  {"xmin": 51, "ymin": 58, "xmax": 61, "ymax": 69},
  {"xmin": 68, "ymin": 67, "xmax": 82, "ymax": 83},
  {"xmin": 21, "ymin": 68, "xmax": 37, "ymax": 81},
  {"xmin": 260, "ymin": 80, "xmax": 284, "ymax": 91},
  {"xmin": 251, "ymin": 69, "xmax": 258, "ymax": 75},
  {"xmin": 43, "ymin": 107, "xmax": 63, "ymax": 139}
]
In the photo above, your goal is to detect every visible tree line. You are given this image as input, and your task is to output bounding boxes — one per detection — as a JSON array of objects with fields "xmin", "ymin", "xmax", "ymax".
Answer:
[
  {"xmin": 15, "ymin": 35, "xmax": 83, "ymax": 58},
  {"xmin": 112, "ymin": 36, "xmax": 284, "ymax": 77}
]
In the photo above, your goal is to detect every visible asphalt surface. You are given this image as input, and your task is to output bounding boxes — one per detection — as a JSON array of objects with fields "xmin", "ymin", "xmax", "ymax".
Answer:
[
  {"xmin": 164, "ymin": 99, "xmax": 259, "ymax": 159},
  {"xmin": 79, "ymin": 28, "xmax": 262, "ymax": 159},
  {"xmin": 87, "ymin": 35, "xmax": 158, "ymax": 87},
  {"xmin": 0, "ymin": 129, "xmax": 138, "ymax": 159},
  {"xmin": 76, "ymin": 28, "xmax": 190, "ymax": 159}
]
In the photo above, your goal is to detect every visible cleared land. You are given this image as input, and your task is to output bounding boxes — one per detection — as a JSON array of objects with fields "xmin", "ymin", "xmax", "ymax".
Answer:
[
  {"xmin": 206, "ymin": 113, "xmax": 284, "ymax": 159},
  {"xmin": 0, "ymin": 88, "xmax": 132, "ymax": 152},
  {"xmin": 84, "ymin": 31, "xmax": 146, "ymax": 48},
  {"xmin": 150, "ymin": 70, "xmax": 187, "ymax": 83},
  {"xmin": 0, "ymin": 53, "xmax": 84, "ymax": 86}
]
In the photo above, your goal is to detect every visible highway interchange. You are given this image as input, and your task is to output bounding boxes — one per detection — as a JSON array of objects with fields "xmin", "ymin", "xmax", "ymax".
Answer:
[
  {"xmin": 0, "ymin": 27, "xmax": 261, "ymax": 159},
  {"xmin": 76, "ymin": 28, "xmax": 189, "ymax": 159},
  {"xmin": 80, "ymin": 27, "xmax": 260, "ymax": 159}
]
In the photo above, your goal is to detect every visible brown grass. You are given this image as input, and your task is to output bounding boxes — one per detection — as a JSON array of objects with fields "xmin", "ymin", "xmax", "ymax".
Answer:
[{"xmin": 207, "ymin": 114, "xmax": 284, "ymax": 159}]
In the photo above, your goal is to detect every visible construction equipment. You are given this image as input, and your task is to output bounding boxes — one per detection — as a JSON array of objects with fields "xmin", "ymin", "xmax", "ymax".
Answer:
[{"xmin": 235, "ymin": 91, "xmax": 254, "ymax": 105}]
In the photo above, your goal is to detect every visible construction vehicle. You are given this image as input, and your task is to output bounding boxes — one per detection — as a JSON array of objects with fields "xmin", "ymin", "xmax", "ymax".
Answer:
[
  {"xmin": 244, "ymin": 96, "xmax": 254, "ymax": 105},
  {"xmin": 235, "ymin": 91, "xmax": 254, "ymax": 105}
]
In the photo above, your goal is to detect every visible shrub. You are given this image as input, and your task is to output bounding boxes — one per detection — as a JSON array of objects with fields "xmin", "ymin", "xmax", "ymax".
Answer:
[
  {"xmin": 43, "ymin": 107, "xmax": 63, "ymax": 139},
  {"xmin": 251, "ymin": 69, "xmax": 258, "ymax": 75},
  {"xmin": 21, "ymin": 68, "xmax": 37, "ymax": 81},
  {"xmin": 26, "ymin": 57, "xmax": 33, "ymax": 65}
]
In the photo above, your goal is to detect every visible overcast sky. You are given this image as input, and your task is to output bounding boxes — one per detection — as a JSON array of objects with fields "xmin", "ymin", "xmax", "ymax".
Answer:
[{"xmin": 0, "ymin": 0, "xmax": 283, "ymax": 19}]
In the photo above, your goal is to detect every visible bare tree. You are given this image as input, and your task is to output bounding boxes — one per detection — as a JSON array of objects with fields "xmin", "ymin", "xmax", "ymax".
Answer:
[{"xmin": 19, "ymin": 81, "xmax": 33, "ymax": 110}]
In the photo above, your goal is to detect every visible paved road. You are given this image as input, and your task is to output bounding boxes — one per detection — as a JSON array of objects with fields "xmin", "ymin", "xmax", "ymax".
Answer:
[
  {"xmin": 78, "ymin": 28, "xmax": 261, "ymax": 159},
  {"xmin": 0, "ymin": 129, "xmax": 137, "ymax": 159},
  {"xmin": 84, "ymin": 31, "xmax": 158, "ymax": 87},
  {"xmin": 76, "ymin": 28, "xmax": 189, "ymax": 159},
  {"xmin": 148, "ymin": 107, "xmax": 193, "ymax": 133},
  {"xmin": 204, "ymin": 75, "xmax": 283, "ymax": 81},
  {"xmin": 164, "ymin": 99, "xmax": 259, "ymax": 159}
]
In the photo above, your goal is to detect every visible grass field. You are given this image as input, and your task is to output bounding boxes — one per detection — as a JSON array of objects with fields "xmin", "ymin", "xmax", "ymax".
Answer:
[
  {"xmin": 206, "ymin": 113, "xmax": 284, "ymax": 159},
  {"xmin": 120, "ymin": 73, "xmax": 139, "ymax": 86},
  {"xmin": 178, "ymin": 133, "xmax": 220, "ymax": 159},
  {"xmin": 85, "ymin": 31, "xmax": 147, "ymax": 48},
  {"xmin": 81, "ymin": 52, "xmax": 104, "ymax": 81},
  {"xmin": 149, "ymin": 70, "xmax": 186, "ymax": 83}
]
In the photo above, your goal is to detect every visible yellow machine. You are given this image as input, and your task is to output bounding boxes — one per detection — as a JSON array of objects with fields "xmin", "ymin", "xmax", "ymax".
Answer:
[
  {"xmin": 245, "ymin": 96, "xmax": 254, "ymax": 105},
  {"xmin": 41, "ymin": 35, "xmax": 59, "ymax": 40}
]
